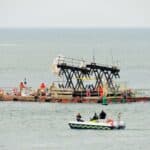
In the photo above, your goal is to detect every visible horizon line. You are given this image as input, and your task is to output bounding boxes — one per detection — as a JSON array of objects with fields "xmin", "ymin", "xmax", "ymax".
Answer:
[{"xmin": 0, "ymin": 26, "xmax": 150, "ymax": 29}]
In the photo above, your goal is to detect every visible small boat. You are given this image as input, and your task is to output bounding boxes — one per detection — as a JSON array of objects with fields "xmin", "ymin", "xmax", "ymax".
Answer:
[{"xmin": 68, "ymin": 119, "xmax": 125, "ymax": 130}]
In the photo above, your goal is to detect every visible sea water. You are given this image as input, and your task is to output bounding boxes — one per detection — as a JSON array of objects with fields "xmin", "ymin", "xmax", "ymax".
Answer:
[
  {"xmin": 0, "ymin": 28, "xmax": 150, "ymax": 89},
  {"xmin": 0, "ymin": 102, "xmax": 149, "ymax": 150},
  {"xmin": 0, "ymin": 28, "xmax": 150, "ymax": 149}
]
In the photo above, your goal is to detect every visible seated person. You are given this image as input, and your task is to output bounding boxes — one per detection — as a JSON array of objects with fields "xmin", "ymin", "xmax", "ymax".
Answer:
[
  {"xmin": 99, "ymin": 110, "xmax": 107, "ymax": 119},
  {"xmin": 90, "ymin": 112, "xmax": 98, "ymax": 121},
  {"xmin": 76, "ymin": 113, "xmax": 84, "ymax": 122}
]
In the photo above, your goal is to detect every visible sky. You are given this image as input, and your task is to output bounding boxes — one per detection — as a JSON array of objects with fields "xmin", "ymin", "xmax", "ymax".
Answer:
[{"xmin": 0, "ymin": 0, "xmax": 150, "ymax": 28}]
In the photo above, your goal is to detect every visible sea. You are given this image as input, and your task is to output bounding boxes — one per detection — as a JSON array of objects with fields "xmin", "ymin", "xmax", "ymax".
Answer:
[{"xmin": 0, "ymin": 28, "xmax": 150, "ymax": 149}]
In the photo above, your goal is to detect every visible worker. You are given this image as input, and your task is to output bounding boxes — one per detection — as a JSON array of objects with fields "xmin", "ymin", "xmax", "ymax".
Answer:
[
  {"xmin": 76, "ymin": 113, "xmax": 84, "ymax": 122},
  {"xmin": 99, "ymin": 110, "xmax": 107, "ymax": 119},
  {"xmin": 90, "ymin": 112, "xmax": 98, "ymax": 121}
]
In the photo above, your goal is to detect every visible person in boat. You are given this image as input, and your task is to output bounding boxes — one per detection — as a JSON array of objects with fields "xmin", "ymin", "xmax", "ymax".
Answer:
[
  {"xmin": 99, "ymin": 110, "xmax": 107, "ymax": 119},
  {"xmin": 76, "ymin": 113, "xmax": 84, "ymax": 122},
  {"xmin": 90, "ymin": 112, "xmax": 99, "ymax": 121}
]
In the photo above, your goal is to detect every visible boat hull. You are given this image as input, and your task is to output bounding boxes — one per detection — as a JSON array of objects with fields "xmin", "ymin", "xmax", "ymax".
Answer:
[{"xmin": 68, "ymin": 121, "xmax": 125, "ymax": 130}]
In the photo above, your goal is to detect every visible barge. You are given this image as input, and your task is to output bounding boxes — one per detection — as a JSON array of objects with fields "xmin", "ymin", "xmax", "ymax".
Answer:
[
  {"xmin": 0, "ymin": 94, "xmax": 150, "ymax": 103},
  {"xmin": 0, "ymin": 56, "xmax": 150, "ymax": 103}
]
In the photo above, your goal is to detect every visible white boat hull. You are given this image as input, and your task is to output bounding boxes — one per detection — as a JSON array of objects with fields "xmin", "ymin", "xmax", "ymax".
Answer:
[{"xmin": 68, "ymin": 120, "xmax": 125, "ymax": 130}]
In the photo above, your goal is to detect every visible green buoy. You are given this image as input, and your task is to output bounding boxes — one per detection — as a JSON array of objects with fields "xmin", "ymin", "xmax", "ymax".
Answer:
[{"xmin": 102, "ymin": 96, "xmax": 108, "ymax": 105}]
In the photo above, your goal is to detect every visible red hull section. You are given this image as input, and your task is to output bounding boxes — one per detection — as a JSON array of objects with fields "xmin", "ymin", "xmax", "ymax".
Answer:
[{"xmin": 0, "ymin": 95, "xmax": 149, "ymax": 103}]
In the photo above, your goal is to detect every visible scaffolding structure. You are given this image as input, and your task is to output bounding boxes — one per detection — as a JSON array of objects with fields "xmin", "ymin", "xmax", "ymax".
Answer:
[{"xmin": 54, "ymin": 56, "xmax": 120, "ymax": 91}]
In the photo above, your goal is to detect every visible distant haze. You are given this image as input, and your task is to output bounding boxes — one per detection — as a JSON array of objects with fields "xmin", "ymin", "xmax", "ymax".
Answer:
[{"xmin": 1, "ymin": 0, "xmax": 150, "ymax": 28}]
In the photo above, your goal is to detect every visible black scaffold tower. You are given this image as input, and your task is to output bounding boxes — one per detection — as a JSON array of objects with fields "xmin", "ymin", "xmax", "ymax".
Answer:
[
  {"xmin": 57, "ymin": 57, "xmax": 90, "ymax": 90},
  {"xmin": 56, "ymin": 56, "xmax": 120, "ymax": 91},
  {"xmin": 86, "ymin": 63, "xmax": 120, "ymax": 90}
]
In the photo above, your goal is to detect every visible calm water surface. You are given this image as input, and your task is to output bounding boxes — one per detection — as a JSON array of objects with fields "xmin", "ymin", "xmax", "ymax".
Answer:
[
  {"xmin": 0, "ymin": 28, "xmax": 150, "ymax": 149},
  {"xmin": 0, "ymin": 102, "xmax": 149, "ymax": 150},
  {"xmin": 0, "ymin": 28, "xmax": 150, "ymax": 89}
]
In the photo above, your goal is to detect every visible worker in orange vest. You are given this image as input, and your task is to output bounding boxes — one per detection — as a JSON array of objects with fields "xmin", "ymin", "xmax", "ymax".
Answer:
[
  {"xmin": 19, "ymin": 82, "xmax": 25, "ymax": 91},
  {"xmin": 99, "ymin": 86, "xmax": 104, "ymax": 97},
  {"xmin": 40, "ymin": 82, "xmax": 46, "ymax": 96}
]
